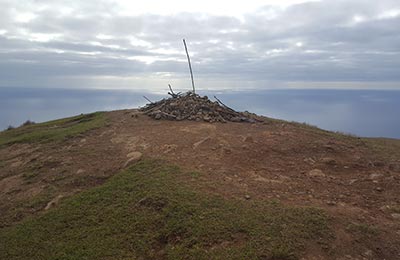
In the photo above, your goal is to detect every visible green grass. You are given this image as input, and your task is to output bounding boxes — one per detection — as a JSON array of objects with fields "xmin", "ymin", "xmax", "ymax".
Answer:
[
  {"xmin": 0, "ymin": 160, "xmax": 333, "ymax": 260},
  {"xmin": 0, "ymin": 187, "xmax": 57, "ymax": 228},
  {"xmin": 346, "ymin": 223, "xmax": 379, "ymax": 237},
  {"xmin": 0, "ymin": 112, "xmax": 106, "ymax": 147}
]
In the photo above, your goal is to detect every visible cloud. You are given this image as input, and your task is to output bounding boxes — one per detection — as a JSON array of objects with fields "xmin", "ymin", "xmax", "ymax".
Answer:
[{"xmin": 0, "ymin": 0, "xmax": 399, "ymax": 90}]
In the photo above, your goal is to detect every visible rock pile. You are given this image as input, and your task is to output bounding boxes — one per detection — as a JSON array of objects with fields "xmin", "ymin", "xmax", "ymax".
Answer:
[{"xmin": 140, "ymin": 92, "xmax": 262, "ymax": 123}]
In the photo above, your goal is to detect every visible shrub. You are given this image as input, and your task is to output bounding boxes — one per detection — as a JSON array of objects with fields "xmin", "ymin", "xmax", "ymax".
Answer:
[{"xmin": 21, "ymin": 120, "xmax": 35, "ymax": 126}]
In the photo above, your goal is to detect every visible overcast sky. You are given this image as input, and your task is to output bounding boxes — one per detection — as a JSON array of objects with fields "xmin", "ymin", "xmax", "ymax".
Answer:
[{"xmin": 1, "ymin": 0, "xmax": 400, "ymax": 92}]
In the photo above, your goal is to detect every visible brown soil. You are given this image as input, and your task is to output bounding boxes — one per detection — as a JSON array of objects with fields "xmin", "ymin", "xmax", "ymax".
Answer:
[{"xmin": 1, "ymin": 109, "xmax": 399, "ymax": 259}]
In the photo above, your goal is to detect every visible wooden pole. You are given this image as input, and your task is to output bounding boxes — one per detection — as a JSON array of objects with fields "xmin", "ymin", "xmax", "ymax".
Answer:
[{"xmin": 183, "ymin": 39, "xmax": 195, "ymax": 93}]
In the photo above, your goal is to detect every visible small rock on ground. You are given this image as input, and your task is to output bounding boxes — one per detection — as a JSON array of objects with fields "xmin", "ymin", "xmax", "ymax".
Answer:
[
  {"xmin": 368, "ymin": 173, "xmax": 383, "ymax": 180},
  {"xmin": 123, "ymin": 151, "xmax": 143, "ymax": 167},
  {"xmin": 45, "ymin": 195, "xmax": 64, "ymax": 210},
  {"xmin": 391, "ymin": 213, "xmax": 400, "ymax": 220},
  {"xmin": 308, "ymin": 169, "xmax": 326, "ymax": 177},
  {"xmin": 321, "ymin": 157, "xmax": 337, "ymax": 165}
]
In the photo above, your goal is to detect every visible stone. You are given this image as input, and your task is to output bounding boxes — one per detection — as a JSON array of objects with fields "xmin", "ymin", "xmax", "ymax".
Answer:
[
  {"xmin": 375, "ymin": 187, "xmax": 383, "ymax": 192},
  {"xmin": 391, "ymin": 213, "xmax": 400, "ymax": 220},
  {"xmin": 163, "ymin": 144, "xmax": 178, "ymax": 153},
  {"xmin": 323, "ymin": 144, "xmax": 335, "ymax": 151},
  {"xmin": 223, "ymin": 148, "xmax": 232, "ymax": 154},
  {"xmin": 140, "ymin": 92, "xmax": 260, "ymax": 123},
  {"xmin": 368, "ymin": 173, "xmax": 383, "ymax": 180},
  {"xmin": 308, "ymin": 169, "xmax": 326, "ymax": 177},
  {"xmin": 76, "ymin": 169, "xmax": 85, "ymax": 174},
  {"xmin": 45, "ymin": 195, "xmax": 64, "ymax": 210},
  {"xmin": 326, "ymin": 200, "xmax": 337, "ymax": 206},
  {"xmin": 243, "ymin": 136, "xmax": 254, "ymax": 143},
  {"xmin": 321, "ymin": 157, "xmax": 337, "ymax": 165},
  {"xmin": 193, "ymin": 137, "xmax": 211, "ymax": 149},
  {"xmin": 123, "ymin": 152, "xmax": 143, "ymax": 167},
  {"xmin": 361, "ymin": 250, "xmax": 373, "ymax": 258},
  {"xmin": 373, "ymin": 161, "xmax": 385, "ymax": 167},
  {"xmin": 244, "ymin": 195, "xmax": 251, "ymax": 200},
  {"xmin": 304, "ymin": 158, "xmax": 316, "ymax": 164}
]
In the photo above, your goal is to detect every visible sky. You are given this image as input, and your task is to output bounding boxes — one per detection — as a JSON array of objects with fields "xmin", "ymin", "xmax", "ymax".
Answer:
[{"xmin": 0, "ymin": 0, "xmax": 400, "ymax": 92}]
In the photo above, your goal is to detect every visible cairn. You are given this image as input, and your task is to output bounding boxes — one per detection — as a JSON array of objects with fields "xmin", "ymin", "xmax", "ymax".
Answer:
[
  {"xmin": 140, "ymin": 92, "xmax": 261, "ymax": 123},
  {"xmin": 140, "ymin": 40, "xmax": 262, "ymax": 123}
]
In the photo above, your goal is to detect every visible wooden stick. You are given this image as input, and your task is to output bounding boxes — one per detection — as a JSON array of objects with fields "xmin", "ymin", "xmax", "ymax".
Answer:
[
  {"xmin": 168, "ymin": 84, "xmax": 175, "ymax": 95},
  {"xmin": 143, "ymin": 96, "xmax": 153, "ymax": 103},
  {"xmin": 183, "ymin": 39, "xmax": 195, "ymax": 93},
  {"xmin": 214, "ymin": 96, "xmax": 236, "ymax": 112}
]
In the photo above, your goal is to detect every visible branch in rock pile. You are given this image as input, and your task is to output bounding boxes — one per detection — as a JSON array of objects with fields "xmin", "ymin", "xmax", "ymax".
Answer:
[
  {"xmin": 168, "ymin": 84, "xmax": 175, "ymax": 95},
  {"xmin": 143, "ymin": 96, "xmax": 153, "ymax": 104},
  {"xmin": 160, "ymin": 111, "xmax": 177, "ymax": 119},
  {"xmin": 213, "ymin": 96, "xmax": 237, "ymax": 113},
  {"xmin": 183, "ymin": 39, "xmax": 195, "ymax": 93},
  {"xmin": 167, "ymin": 84, "xmax": 182, "ymax": 98},
  {"xmin": 143, "ymin": 102, "xmax": 166, "ymax": 114}
]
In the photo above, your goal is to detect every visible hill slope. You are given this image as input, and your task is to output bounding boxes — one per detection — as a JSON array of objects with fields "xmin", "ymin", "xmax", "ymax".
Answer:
[{"xmin": 0, "ymin": 110, "xmax": 399, "ymax": 259}]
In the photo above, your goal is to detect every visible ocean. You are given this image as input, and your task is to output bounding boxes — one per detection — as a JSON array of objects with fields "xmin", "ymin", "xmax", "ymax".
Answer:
[{"xmin": 1, "ymin": 87, "xmax": 399, "ymax": 139}]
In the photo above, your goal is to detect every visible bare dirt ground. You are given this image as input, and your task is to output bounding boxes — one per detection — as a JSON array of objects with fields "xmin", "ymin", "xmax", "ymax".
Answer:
[{"xmin": 1, "ymin": 109, "xmax": 399, "ymax": 259}]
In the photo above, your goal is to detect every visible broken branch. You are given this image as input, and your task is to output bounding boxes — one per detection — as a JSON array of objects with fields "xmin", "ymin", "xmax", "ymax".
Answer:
[
  {"xmin": 183, "ymin": 39, "xmax": 195, "ymax": 93},
  {"xmin": 214, "ymin": 96, "xmax": 236, "ymax": 112},
  {"xmin": 143, "ymin": 96, "xmax": 153, "ymax": 104}
]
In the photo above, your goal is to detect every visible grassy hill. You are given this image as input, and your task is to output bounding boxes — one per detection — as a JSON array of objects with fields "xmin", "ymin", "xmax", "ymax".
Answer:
[{"xmin": 0, "ymin": 109, "xmax": 399, "ymax": 259}]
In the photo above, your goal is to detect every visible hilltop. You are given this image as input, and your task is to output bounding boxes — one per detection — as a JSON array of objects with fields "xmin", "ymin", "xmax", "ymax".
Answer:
[{"xmin": 0, "ymin": 103, "xmax": 399, "ymax": 259}]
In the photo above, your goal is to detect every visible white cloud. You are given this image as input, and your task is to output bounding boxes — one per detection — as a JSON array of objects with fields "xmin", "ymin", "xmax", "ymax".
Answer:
[
  {"xmin": 30, "ymin": 33, "xmax": 62, "ymax": 42},
  {"xmin": 115, "ymin": 0, "xmax": 319, "ymax": 16},
  {"xmin": 0, "ymin": 0, "xmax": 400, "ymax": 90},
  {"xmin": 378, "ymin": 9, "xmax": 400, "ymax": 19},
  {"xmin": 14, "ymin": 12, "xmax": 36, "ymax": 23},
  {"xmin": 96, "ymin": 34, "xmax": 114, "ymax": 40}
]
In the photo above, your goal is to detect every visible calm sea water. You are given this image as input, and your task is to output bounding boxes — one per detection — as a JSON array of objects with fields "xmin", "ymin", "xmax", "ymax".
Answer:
[{"xmin": 1, "ymin": 87, "xmax": 399, "ymax": 139}]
